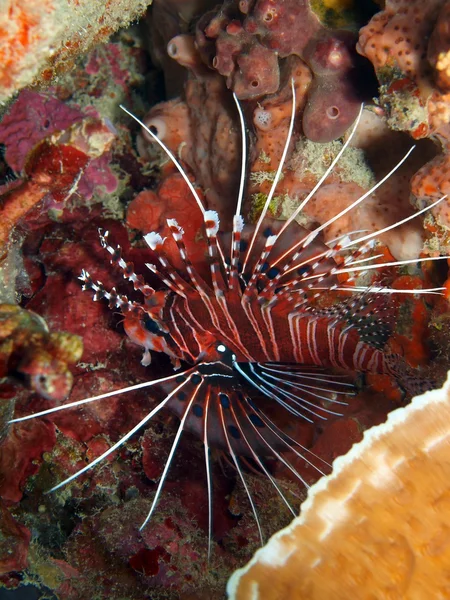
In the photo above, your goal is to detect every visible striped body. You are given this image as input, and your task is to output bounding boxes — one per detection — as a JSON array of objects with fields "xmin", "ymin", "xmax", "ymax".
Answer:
[{"xmin": 155, "ymin": 289, "xmax": 387, "ymax": 374}]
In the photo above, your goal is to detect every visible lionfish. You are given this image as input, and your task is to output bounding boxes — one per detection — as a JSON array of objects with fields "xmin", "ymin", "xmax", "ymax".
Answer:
[{"xmin": 11, "ymin": 81, "xmax": 448, "ymax": 556}]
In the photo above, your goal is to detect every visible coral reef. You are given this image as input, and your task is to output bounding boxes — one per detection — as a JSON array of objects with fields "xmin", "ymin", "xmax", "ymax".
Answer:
[
  {"xmin": 194, "ymin": 0, "xmax": 366, "ymax": 141},
  {"xmin": 0, "ymin": 1, "xmax": 449, "ymax": 599},
  {"xmin": 0, "ymin": 112, "xmax": 116, "ymax": 257},
  {"xmin": 227, "ymin": 371, "xmax": 450, "ymax": 600},
  {"xmin": 138, "ymin": 32, "xmax": 433, "ymax": 260},
  {"xmin": 0, "ymin": 0, "xmax": 153, "ymax": 104},
  {"xmin": 357, "ymin": 0, "xmax": 450, "ymax": 244},
  {"xmin": 0, "ymin": 303, "xmax": 82, "ymax": 403}
]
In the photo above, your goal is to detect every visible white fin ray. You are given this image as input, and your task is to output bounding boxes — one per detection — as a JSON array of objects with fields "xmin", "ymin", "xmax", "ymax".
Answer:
[
  {"xmin": 120, "ymin": 105, "xmax": 205, "ymax": 216},
  {"xmin": 140, "ymin": 375, "xmax": 203, "ymax": 530},
  {"xmin": 218, "ymin": 401, "xmax": 264, "ymax": 547},
  {"xmin": 45, "ymin": 373, "xmax": 198, "ymax": 494},
  {"xmin": 342, "ymin": 195, "xmax": 448, "ymax": 249},
  {"xmin": 280, "ymin": 102, "xmax": 366, "ymax": 238},
  {"xmin": 9, "ymin": 368, "xmax": 197, "ymax": 423},
  {"xmin": 242, "ymin": 78, "xmax": 297, "ymax": 273}
]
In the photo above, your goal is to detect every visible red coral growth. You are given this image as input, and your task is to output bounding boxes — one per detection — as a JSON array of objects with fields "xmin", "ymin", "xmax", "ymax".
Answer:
[
  {"xmin": 0, "ymin": 104, "xmax": 116, "ymax": 256},
  {"xmin": 0, "ymin": 500, "xmax": 31, "ymax": 575},
  {"xmin": 0, "ymin": 140, "xmax": 88, "ymax": 256},
  {"xmin": 0, "ymin": 416, "xmax": 56, "ymax": 503},
  {"xmin": 127, "ymin": 174, "xmax": 206, "ymax": 270},
  {"xmin": 129, "ymin": 546, "xmax": 171, "ymax": 577}
]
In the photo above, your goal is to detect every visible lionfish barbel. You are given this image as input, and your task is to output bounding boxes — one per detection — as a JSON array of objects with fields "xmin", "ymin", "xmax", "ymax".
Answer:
[{"xmin": 11, "ymin": 81, "xmax": 448, "ymax": 555}]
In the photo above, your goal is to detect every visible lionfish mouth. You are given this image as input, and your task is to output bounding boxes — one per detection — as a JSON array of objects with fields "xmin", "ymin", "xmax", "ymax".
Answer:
[{"xmin": 9, "ymin": 80, "xmax": 448, "ymax": 558}]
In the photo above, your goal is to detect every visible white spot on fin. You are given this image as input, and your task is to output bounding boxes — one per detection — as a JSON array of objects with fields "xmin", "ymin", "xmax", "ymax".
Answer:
[
  {"xmin": 234, "ymin": 215, "xmax": 244, "ymax": 232},
  {"xmin": 166, "ymin": 218, "xmax": 184, "ymax": 235},
  {"xmin": 144, "ymin": 232, "xmax": 166, "ymax": 250},
  {"xmin": 204, "ymin": 210, "xmax": 220, "ymax": 235}
]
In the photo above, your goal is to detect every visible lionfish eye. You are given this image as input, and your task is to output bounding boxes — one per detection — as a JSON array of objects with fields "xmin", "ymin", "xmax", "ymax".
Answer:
[
  {"xmin": 216, "ymin": 343, "xmax": 235, "ymax": 364},
  {"xmin": 143, "ymin": 315, "xmax": 163, "ymax": 335}
]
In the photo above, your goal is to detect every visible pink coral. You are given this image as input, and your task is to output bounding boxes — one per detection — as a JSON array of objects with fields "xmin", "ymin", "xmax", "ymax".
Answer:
[
  {"xmin": 195, "ymin": 0, "xmax": 364, "ymax": 141},
  {"xmin": 0, "ymin": 95, "xmax": 117, "ymax": 255},
  {"xmin": 0, "ymin": 90, "xmax": 84, "ymax": 173}
]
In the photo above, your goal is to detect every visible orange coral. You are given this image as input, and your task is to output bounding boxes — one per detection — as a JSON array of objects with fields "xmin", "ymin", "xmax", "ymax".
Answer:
[
  {"xmin": 411, "ymin": 123, "xmax": 450, "ymax": 236},
  {"xmin": 357, "ymin": 0, "xmax": 446, "ymax": 135},
  {"xmin": 0, "ymin": 0, "xmax": 152, "ymax": 103},
  {"xmin": 357, "ymin": 1, "xmax": 450, "ymax": 245},
  {"xmin": 428, "ymin": 2, "xmax": 450, "ymax": 93},
  {"xmin": 228, "ymin": 371, "xmax": 450, "ymax": 599},
  {"xmin": 0, "ymin": 1, "xmax": 53, "ymax": 97}
]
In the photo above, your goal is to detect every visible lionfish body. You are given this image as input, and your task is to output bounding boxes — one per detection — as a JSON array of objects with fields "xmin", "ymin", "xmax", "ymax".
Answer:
[
  {"xmin": 12, "ymin": 86, "xmax": 447, "ymax": 548},
  {"xmin": 87, "ymin": 208, "xmax": 430, "ymax": 464}
]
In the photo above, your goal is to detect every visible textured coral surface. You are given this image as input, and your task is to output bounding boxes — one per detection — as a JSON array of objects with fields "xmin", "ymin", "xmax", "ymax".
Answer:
[
  {"xmin": 0, "ymin": 1, "xmax": 449, "ymax": 599},
  {"xmin": 357, "ymin": 0, "xmax": 450, "ymax": 244},
  {"xmin": 228, "ymin": 372, "xmax": 450, "ymax": 600},
  {"xmin": 0, "ymin": 0, "xmax": 153, "ymax": 104}
]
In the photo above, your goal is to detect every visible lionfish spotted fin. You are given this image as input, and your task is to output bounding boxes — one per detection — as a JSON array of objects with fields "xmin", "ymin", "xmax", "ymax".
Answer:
[{"xmin": 10, "ymin": 79, "xmax": 449, "ymax": 556}]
